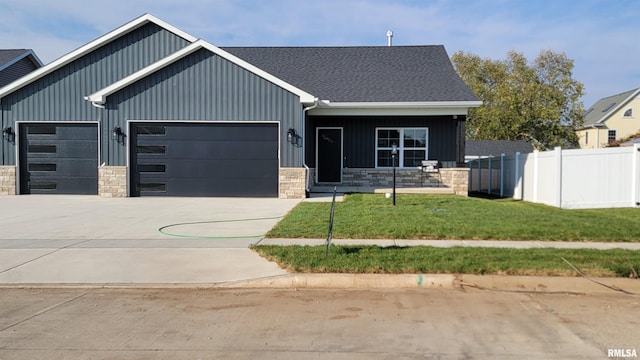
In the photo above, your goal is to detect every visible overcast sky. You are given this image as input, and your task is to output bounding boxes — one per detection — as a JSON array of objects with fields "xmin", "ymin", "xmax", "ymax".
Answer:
[{"xmin": 1, "ymin": 0, "xmax": 638, "ymax": 107}]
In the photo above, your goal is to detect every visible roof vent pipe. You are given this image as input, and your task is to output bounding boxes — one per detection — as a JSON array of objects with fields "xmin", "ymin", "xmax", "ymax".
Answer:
[{"xmin": 386, "ymin": 30, "xmax": 393, "ymax": 46}]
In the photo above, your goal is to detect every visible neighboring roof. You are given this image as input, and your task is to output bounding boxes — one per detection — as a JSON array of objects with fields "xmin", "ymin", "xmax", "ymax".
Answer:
[
  {"xmin": 621, "ymin": 137, "xmax": 640, "ymax": 147},
  {"xmin": 0, "ymin": 14, "xmax": 196, "ymax": 99},
  {"xmin": 223, "ymin": 46, "xmax": 480, "ymax": 103},
  {"xmin": 466, "ymin": 140, "xmax": 534, "ymax": 157},
  {"xmin": 85, "ymin": 40, "xmax": 316, "ymax": 106},
  {"xmin": 0, "ymin": 49, "xmax": 43, "ymax": 71},
  {"xmin": 582, "ymin": 88, "xmax": 640, "ymax": 128}
]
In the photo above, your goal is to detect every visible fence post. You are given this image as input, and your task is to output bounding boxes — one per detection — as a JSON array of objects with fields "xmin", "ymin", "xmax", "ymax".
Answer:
[
  {"xmin": 555, "ymin": 147, "xmax": 562, "ymax": 208},
  {"xmin": 477, "ymin": 157, "xmax": 481, "ymax": 193},
  {"xmin": 488, "ymin": 156, "xmax": 492, "ymax": 195},
  {"xmin": 514, "ymin": 152, "xmax": 521, "ymax": 200},
  {"xmin": 633, "ymin": 144, "xmax": 640, "ymax": 207},
  {"xmin": 500, "ymin": 153, "xmax": 505, "ymax": 197},
  {"xmin": 533, "ymin": 150, "xmax": 539, "ymax": 203}
]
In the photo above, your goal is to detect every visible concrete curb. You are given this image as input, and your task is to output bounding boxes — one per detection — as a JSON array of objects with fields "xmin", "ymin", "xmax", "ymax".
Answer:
[{"xmin": 216, "ymin": 273, "xmax": 458, "ymax": 289}]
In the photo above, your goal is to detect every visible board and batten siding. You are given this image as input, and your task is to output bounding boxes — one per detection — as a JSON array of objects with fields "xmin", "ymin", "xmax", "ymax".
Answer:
[
  {"xmin": 0, "ymin": 23, "xmax": 192, "ymax": 166},
  {"xmin": 103, "ymin": 48, "xmax": 304, "ymax": 167}
]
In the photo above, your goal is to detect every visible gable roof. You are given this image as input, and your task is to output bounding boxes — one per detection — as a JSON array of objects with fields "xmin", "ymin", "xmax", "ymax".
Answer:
[
  {"xmin": 223, "ymin": 46, "xmax": 480, "ymax": 104},
  {"xmin": 466, "ymin": 140, "xmax": 534, "ymax": 157},
  {"xmin": 0, "ymin": 14, "xmax": 197, "ymax": 99},
  {"xmin": 582, "ymin": 88, "xmax": 640, "ymax": 128},
  {"xmin": 85, "ymin": 39, "xmax": 316, "ymax": 106},
  {"xmin": 0, "ymin": 49, "xmax": 43, "ymax": 71}
]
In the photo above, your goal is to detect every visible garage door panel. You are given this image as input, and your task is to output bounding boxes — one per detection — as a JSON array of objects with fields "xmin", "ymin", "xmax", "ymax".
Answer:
[
  {"xmin": 154, "ymin": 124, "xmax": 279, "ymax": 142},
  {"xmin": 131, "ymin": 122, "xmax": 279, "ymax": 197},
  {"xmin": 136, "ymin": 141, "xmax": 277, "ymax": 160},
  {"xmin": 137, "ymin": 159, "xmax": 278, "ymax": 179},
  {"xmin": 19, "ymin": 123, "xmax": 98, "ymax": 195}
]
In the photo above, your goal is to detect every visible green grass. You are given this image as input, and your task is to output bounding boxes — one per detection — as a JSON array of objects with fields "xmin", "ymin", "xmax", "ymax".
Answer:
[
  {"xmin": 266, "ymin": 194, "xmax": 640, "ymax": 241},
  {"xmin": 253, "ymin": 245, "xmax": 640, "ymax": 278}
]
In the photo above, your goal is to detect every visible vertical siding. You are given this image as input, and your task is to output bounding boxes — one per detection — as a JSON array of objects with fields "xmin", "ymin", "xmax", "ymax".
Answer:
[
  {"xmin": 0, "ymin": 23, "xmax": 192, "ymax": 165},
  {"xmin": 106, "ymin": 48, "xmax": 303, "ymax": 167},
  {"xmin": 307, "ymin": 115, "xmax": 458, "ymax": 168}
]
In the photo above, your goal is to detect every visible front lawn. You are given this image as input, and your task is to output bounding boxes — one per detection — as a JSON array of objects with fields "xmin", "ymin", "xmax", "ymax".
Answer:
[
  {"xmin": 253, "ymin": 245, "xmax": 640, "ymax": 278},
  {"xmin": 266, "ymin": 194, "xmax": 640, "ymax": 241}
]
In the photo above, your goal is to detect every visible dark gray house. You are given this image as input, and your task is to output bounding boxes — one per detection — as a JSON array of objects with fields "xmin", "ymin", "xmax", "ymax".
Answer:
[
  {"xmin": 0, "ymin": 14, "xmax": 480, "ymax": 198},
  {"xmin": 0, "ymin": 49, "xmax": 42, "ymax": 88}
]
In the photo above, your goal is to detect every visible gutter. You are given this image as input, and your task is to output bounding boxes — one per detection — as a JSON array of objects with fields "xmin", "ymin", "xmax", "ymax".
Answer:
[{"xmin": 302, "ymin": 98, "xmax": 320, "ymax": 197}]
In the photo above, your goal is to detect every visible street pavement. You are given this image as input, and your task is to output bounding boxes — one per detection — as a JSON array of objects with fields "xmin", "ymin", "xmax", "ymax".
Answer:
[{"xmin": 1, "ymin": 194, "xmax": 639, "ymax": 287}]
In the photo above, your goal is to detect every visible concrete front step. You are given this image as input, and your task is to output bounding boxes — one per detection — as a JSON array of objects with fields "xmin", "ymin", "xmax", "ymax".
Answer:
[{"xmin": 310, "ymin": 186, "xmax": 455, "ymax": 195}]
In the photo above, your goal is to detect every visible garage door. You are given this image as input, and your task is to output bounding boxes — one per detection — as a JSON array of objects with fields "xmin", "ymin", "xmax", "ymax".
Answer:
[
  {"xmin": 19, "ymin": 123, "xmax": 98, "ymax": 194},
  {"xmin": 130, "ymin": 122, "xmax": 279, "ymax": 197}
]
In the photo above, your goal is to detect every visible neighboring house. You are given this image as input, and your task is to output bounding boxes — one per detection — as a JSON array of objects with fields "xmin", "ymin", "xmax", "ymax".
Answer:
[
  {"xmin": 0, "ymin": 14, "xmax": 480, "ymax": 198},
  {"xmin": 0, "ymin": 49, "xmax": 43, "ymax": 88},
  {"xmin": 577, "ymin": 88, "xmax": 640, "ymax": 149},
  {"xmin": 465, "ymin": 140, "xmax": 534, "ymax": 162}
]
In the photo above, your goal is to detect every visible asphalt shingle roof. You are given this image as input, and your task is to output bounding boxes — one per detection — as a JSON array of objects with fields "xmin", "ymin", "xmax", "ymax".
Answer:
[
  {"xmin": 0, "ymin": 49, "xmax": 29, "ymax": 68},
  {"xmin": 583, "ymin": 88, "xmax": 639, "ymax": 127},
  {"xmin": 466, "ymin": 140, "xmax": 534, "ymax": 157},
  {"xmin": 222, "ymin": 46, "xmax": 478, "ymax": 103}
]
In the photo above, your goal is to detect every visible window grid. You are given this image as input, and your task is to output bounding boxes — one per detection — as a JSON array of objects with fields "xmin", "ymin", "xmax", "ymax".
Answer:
[{"xmin": 376, "ymin": 128, "xmax": 428, "ymax": 168}]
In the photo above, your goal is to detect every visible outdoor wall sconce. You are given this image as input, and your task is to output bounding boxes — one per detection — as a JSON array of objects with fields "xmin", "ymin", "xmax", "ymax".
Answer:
[
  {"xmin": 287, "ymin": 128, "xmax": 296, "ymax": 143},
  {"xmin": 2, "ymin": 127, "xmax": 14, "ymax": 142},
  {"xmin": 111, "ymin": 126, "xmax": 125, "ymax": 142}
]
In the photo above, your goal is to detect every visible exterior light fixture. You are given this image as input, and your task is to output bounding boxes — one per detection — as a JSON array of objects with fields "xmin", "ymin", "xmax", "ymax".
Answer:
[
  {"xmin": 2, "ymin": 127, "xmax": 14, "ymax": 142},
  {"xmin": 287, "ymin": 128, "xmax": 296, "ymax": 143},
  {"xmin": 391, "ymin": 143, "xmax": 398, "ymax": 206},
  {"xmin": 111, "ymin": 126, "xmax": 124, "ymax": 142}
]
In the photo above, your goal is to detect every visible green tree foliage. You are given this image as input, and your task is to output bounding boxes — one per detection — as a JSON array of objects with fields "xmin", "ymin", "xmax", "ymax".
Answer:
[{"xmin": 451, "ymin": 50, "xmax": 585, "ymax": 149}]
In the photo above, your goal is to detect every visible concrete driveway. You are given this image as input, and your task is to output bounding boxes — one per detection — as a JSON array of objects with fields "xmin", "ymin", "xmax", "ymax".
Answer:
[{"xmin": 0, "ymin": 195, "xmax": 301, "ymax": 285}]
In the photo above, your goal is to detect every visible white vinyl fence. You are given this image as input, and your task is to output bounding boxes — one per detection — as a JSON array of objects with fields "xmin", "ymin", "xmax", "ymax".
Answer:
[{"xmin": 468, "ymin": 145, "xmax": 640, "ymax": 209}]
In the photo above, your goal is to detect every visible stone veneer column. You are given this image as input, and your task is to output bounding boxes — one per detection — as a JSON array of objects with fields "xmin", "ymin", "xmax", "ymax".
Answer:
[
  {"xmin": 99, "ymin": 166, "xmax": 128, "ymax": 198},
  {"xmin": 279, "ymin": 167, "xmax": 307, "ymax": 199},
  {"xmin": 0, "ymin": 166, "xmax": 16, "ymax": 195},
  {"xmin": 440, "ymin": 168, "xmax": 470, "ymax": 196}
]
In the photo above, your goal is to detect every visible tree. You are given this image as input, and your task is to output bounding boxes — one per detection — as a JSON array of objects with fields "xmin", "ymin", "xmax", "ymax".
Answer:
[{"xmin": 451, "ymin": 50, "xmax": 585, "ymax": 149}]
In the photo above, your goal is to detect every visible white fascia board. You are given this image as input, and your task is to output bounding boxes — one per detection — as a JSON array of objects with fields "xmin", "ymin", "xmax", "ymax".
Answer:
[
  {"xmin": 0, "ymin": 13, "xmax": 197, "ymax": 99},
  {"xmin": 309, "ymin": 100, "xmax": 482, "ymax": 116},
  {"xmin": 87, "ymin": 39, "xmax": 317, "ymax": 106},
  {"xmin": 86, "ymin": 40, "xmax": 205, "ymax": 104},
  {"xmin": 596, "ymin": 88, "xmax": 640, "ymax": 124}
]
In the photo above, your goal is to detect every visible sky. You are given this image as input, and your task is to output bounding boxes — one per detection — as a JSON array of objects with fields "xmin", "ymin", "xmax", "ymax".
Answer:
[{"xmin": 0, "ymin": 0, "xmax": 638, "ymax": 107}]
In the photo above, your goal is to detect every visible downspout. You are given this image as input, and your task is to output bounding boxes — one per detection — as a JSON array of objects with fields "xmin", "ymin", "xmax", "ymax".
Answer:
[{"xmin": 302, "ymin": 98, "xmax": 320, "ymax": 197}]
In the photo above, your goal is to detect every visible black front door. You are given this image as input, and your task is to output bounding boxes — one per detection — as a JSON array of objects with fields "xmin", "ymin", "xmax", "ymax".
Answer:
[{"xmin": 317, "ymin": 128, "xmax": 342, "ymax": 183}]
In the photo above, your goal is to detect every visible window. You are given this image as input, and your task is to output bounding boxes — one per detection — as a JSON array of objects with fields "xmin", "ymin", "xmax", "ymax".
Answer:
[
  {"xmin": 624, "ymin": 108, "xmax": 633, "ymax": 117},
  {"xmin": 608, "ymin": 130, "xmax": 617, "ymax": 144},
  {"xmin": 585, "ymin": 132, "xmax": 589, "ymax": 144},
  {"xmin": 602, "ymin": 102, "xmax": 616, "ymax": 112},
  {"xmin": 376, "ymin": 128, "xmax": 428, "ymax": 168}
]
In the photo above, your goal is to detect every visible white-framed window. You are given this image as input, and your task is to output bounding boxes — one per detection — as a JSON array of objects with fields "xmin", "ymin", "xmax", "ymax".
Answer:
[
  {"xmin": 608, "ymin": 129, "xmax": 617, "ymax": 144},
  {"xmin": 375, "ymin": 128, "xmax": 428, "ymax": 168},
  {"xmin": 623, "ymin": 108, "xmax": 633, "ymax": 117}
]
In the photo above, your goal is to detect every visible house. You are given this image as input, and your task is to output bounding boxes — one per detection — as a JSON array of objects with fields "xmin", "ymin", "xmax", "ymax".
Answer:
[
  {"xmin": 0, "ymin": 49, "xmax": 43, "ymax": 88},
  {"xmin": 577, "ymin": 88, "xmax": 640, "ymax": 149},
  {"xmin": 0, "ymin": 14, "xmax": 480, "ymax": 198},
  {"xmin": 465, "ymin": 140, "xmax": 534, "ymax": 162}
]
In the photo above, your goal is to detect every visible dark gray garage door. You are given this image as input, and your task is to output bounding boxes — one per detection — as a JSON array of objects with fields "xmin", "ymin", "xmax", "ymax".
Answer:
[
  {"xmin": 130, "ymin": 122, "xmax": 278, "ymax": 197},
  {"xmin": 19, "ymin": 123, "xmax": 98, "ymax": 194}
]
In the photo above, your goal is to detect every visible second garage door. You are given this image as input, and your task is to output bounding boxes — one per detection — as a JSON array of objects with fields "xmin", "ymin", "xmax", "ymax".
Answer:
[{"xmin": 130, "ymin": 122, "xmax": 279, "ymax": 197}]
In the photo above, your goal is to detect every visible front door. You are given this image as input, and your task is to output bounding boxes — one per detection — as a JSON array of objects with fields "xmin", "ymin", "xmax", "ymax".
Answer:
[{"xmin": 316, "ymin": 128, "xmax": 342, "ymax": 183}]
